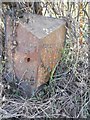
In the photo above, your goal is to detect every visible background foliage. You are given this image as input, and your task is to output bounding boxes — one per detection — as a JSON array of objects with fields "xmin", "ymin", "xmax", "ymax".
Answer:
[{"xmin": 0, "ymin": 1, "xmax": 89, "ymax": 119}]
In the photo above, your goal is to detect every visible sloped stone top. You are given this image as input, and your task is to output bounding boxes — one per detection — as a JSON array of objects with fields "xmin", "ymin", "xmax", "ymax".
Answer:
[{"xmin": 19, "ymin": 13, "xmax": 66, "ymax": 39}]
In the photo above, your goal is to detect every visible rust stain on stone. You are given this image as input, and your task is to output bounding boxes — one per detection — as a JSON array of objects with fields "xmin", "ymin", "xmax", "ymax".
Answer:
[{"xmin": 6, "ymin": 13, "xmax": 66, "ymax": 91}]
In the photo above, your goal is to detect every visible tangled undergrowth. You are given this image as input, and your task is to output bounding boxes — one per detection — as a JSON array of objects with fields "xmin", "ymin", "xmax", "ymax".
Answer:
[{"xmin": 0, "ymin": 2, "xmax": 89, "ymax": 119}]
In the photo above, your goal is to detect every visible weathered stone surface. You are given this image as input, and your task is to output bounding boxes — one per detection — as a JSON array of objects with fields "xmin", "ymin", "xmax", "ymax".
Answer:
[{"xmin": 6, "ymin": 13, "xmax": 66, "ymax": 92}]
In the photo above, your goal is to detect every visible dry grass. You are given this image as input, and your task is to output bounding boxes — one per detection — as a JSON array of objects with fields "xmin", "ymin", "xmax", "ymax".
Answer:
[{"xmin": 0, "ymin": 2, "xmax": 89, "ymax": 119}]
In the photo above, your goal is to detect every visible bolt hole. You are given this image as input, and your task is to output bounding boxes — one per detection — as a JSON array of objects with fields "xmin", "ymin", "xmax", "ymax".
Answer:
[{"xmin": 27, "ymin": 58, "xmax": 30, "ymax": 62}]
